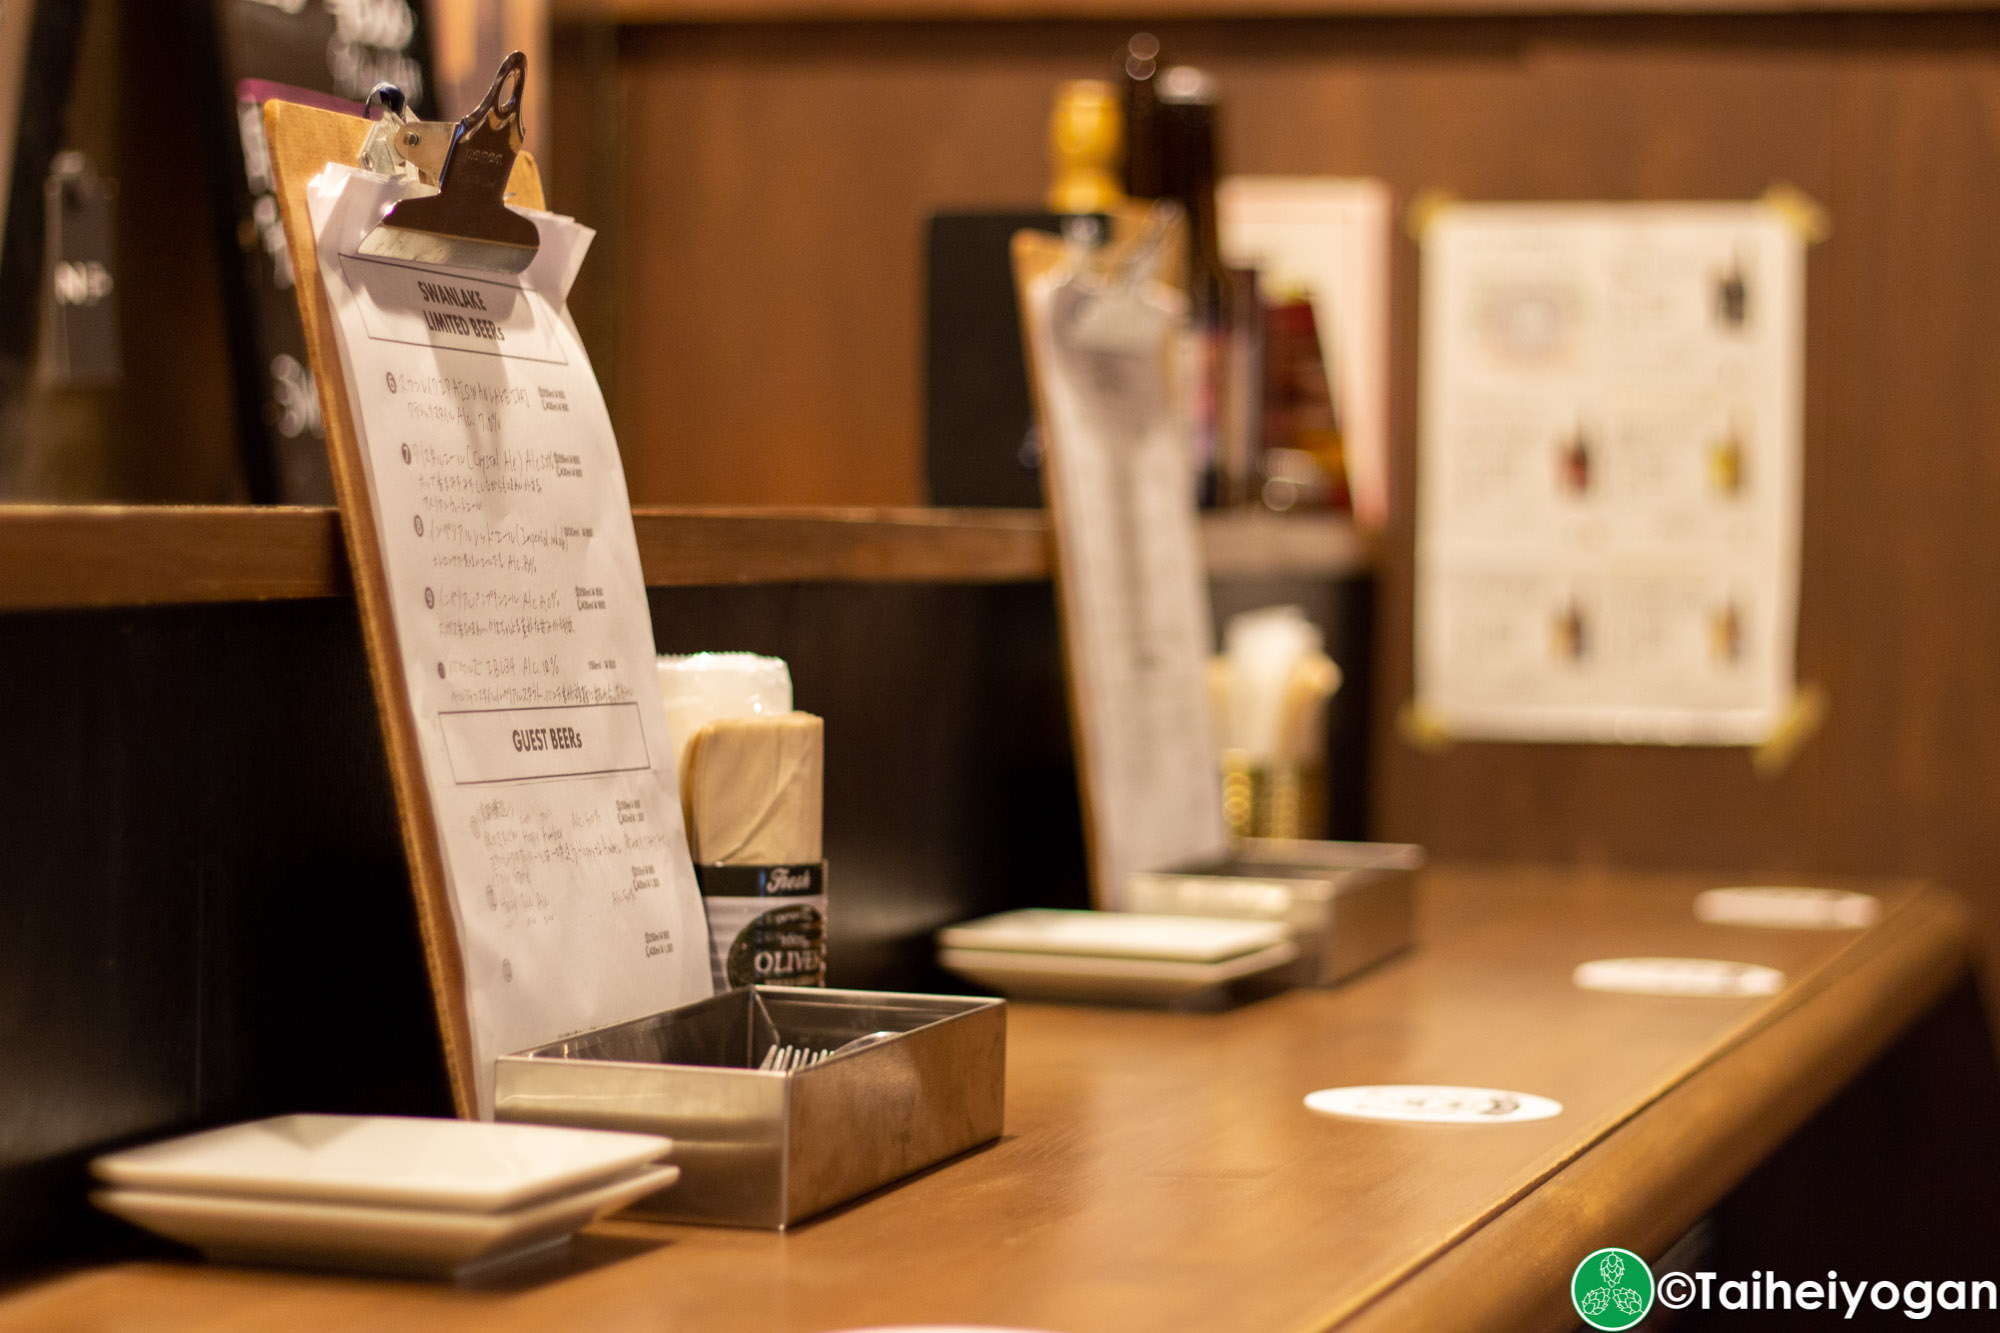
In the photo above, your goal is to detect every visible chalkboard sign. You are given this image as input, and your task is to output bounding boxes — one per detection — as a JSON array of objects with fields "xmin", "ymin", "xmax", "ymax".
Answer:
[{"xmin": 192, "ymin": 0, "xmax": 434, "ymax": 502}]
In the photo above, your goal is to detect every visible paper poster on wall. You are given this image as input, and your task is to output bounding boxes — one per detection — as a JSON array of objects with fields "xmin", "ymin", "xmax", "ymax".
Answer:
[
  {"xmin": 1415, "ymin": 200, "xmax": 1807, "ymax": 745},
  {"xmin": 1219, "ymin": 177, "xmax": 1393, "ymax": 530}
]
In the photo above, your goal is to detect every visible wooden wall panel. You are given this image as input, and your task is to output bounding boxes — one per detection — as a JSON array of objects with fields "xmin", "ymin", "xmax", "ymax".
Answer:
[
  {"xmin": 559, "ymin": 24, "xmax": 1069, "ymax": 504},
  {"xmin": 554, "ymin": 13, "xmax": 2000, "ymax": 998},
  {"xmin": 1367, "ymin": 23, "xmax": 2000, "ymax": 961},
  {"xmin": 1, "ymin": 0, "xmax": 243, "ymax": 503}
]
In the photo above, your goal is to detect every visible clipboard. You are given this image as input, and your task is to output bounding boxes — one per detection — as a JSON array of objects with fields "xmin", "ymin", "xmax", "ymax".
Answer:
[
  {"xmin": 1012, "ymin": 209, "xmax": 1231, "ymax": 908},
  {"xmin": 1012, "ymin": 219, "xmax": 1134, "ymax": 908},
  {"xmin": 265, "ymin": 82, "xmax": 546, "ymax": 1117}
]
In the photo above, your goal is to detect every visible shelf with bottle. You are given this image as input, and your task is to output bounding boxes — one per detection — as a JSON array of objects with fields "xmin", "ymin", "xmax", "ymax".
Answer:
[{"xmin": 0, "ymin": 502, "xmax": 1371, "ymax": 612}]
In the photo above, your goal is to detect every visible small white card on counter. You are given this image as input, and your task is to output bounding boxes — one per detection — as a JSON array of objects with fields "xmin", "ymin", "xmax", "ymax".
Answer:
[
  {"xmin": 1573, "ymin": 957, "xmax": 1785, "ymax": 998},
  {"xmin": 1694, "ymin": 886, "xmax": 1880, "ymax": 931},
  {"xmin": 1305, "ymin": 1085, "xmax": 1564, "ymax": 1125},
  {"xmin": 307, "ymin": 165, "xmax": 712, "ymax": 1117}
]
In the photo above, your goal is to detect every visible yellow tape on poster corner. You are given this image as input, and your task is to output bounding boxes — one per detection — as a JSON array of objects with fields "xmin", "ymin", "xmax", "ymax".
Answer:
[
  {"xmin": 1406, "ymin": 186, "xmax": 1824, "ymax": 242},
  {"xmin": 1404, "ymin": 190, "xmax": 1457, "ymax": 242},
  {"xmin": 1762, "ymin": 183, "xmax": 1831, "ymax": 244},
  {"xmin": 1397, "ymin": 700, "xmax": 1456, "ymax": 755},
  {"xmin": 1752, "ymin": 682, "xmax": 1829, "ymax": 779}
]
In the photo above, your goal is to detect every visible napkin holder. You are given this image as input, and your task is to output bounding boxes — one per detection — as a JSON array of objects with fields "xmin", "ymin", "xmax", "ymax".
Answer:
[
  {"xmin": 494, "ymin": 985, "xmax": 1005, "ymax": 1228},
  {"xmin": 1126, "ymin": 839, "xmax": 1421, "ymax": 986}
]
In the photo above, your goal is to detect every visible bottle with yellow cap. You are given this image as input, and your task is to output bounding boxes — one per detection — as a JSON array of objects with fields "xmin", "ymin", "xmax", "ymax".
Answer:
[{"xmin": 1046, "ymin": 79, "xmax": 1124, "ymax": 214}]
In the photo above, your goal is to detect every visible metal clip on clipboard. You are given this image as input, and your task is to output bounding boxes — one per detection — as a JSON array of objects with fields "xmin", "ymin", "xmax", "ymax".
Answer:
[
  {"xmin": 1046, "ymin": 201, "xmax": 1184, "ymax": 376},
  {"xmin": 353, "ymin": 51, "xmax": 539, "ymax": 274},
  {"xmin": 1100, "ymin": 200, "xmax": 1179, "ymax": 293},
  {"xmin": 1051, "ymin": 201, "xmax": 1178, "ymax": 306}
]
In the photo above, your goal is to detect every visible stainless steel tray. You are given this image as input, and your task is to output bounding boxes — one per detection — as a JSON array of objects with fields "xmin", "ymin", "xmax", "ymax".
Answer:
[
  {"xmin": 1127, "ymin": 838, "xmax": 1422, "ymax": 986},
  {"xmin": 494, "ymin": 986, "xmax": 1005, "ymax": 1228}
]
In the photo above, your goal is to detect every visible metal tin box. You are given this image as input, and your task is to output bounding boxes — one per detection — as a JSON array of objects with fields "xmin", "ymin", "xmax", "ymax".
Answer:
[
  {"xmin": 1127, "ymin": 839, "xmax": 1422, "ymax": 986},
  {"xmin": 493, "ymin": 986, "xmax": 1005, "ymax": 1229}
]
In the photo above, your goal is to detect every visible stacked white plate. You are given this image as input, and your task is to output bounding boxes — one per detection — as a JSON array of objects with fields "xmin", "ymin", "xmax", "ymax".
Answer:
[
  {"xmin": 92, "ymin": 1114, "xmax": 679, "ymax": 1279},
  {"xmin": 937, "ymin": 908, "xmax": 1298, "ymax": 1004}
]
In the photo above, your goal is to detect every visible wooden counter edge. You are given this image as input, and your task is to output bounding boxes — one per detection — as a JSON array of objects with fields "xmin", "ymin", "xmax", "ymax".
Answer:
[
  {"xmin": 1329, "ymin": 884, "xmax": 1975, "ymax": 1333},
  {"xmin": 555, "ymin": 0, "xmax": 2000, "ymax": 23}
]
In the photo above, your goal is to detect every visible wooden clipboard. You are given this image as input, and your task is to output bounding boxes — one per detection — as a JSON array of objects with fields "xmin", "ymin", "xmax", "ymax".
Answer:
[
  {"xmin": 1011, "ymin": 210, "xmax": 1225, "ymax": 909},
  {"xmin": 1011, "ymin": 228, "xmax": 1109, "ymax": 906},
  {"xmin": 264, "ymin": 100, "xmax": 544, "ymax": 1117}
]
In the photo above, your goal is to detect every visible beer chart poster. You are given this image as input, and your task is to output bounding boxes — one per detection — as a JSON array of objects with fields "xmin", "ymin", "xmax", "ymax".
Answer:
[{"xmin": 1415, "ymin": 202, "xmax": 1805, "ymax": 745}]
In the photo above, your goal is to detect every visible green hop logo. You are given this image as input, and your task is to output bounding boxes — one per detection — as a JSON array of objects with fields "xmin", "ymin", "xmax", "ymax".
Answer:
[{"xmin": 1571, "ymin": 1247, "xmax": 1653, "ymax": 1330}]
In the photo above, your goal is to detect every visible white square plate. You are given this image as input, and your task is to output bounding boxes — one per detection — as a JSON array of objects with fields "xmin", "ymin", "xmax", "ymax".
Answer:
[
  {"xmin": 936, "ymin": 909, "xmax": 1289, "ymax": 963},
  {"xmin": 939, "ymin": 939, "xmax": 1299, "ymax": 1004},
  {"xmin": 93, "ymin": 1115, "xmax": 672, "ymax": 1213},
  {"xmin": 93, "ymin": 1161, "xmax": 681, "ymax": 1280}
]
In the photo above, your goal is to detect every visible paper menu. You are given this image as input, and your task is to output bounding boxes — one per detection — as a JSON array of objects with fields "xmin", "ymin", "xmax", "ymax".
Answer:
[
  {"xmin": 1219, "ymin": 177, "xmax": 1394, "ymax": 529},
  {"xmin": 306, "ymin": 165, "xmax": 712, "ymax": 1117},
  {"xmin": 1416, "ymin": 202, "xmax": 1805, "ymax": 744},
  {"xmin": 1017, "ymin": 228, "xmax": 1230, "ymax": 905}
]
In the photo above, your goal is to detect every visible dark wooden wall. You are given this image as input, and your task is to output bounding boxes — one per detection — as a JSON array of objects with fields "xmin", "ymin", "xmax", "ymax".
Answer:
[
  {"xmin": 0, "ymin": 0, "xmax": 243, "ymax": 502},
  {"xmin": 551, "ymin": 9, "xmax": 2000, "ymax": 1008}
]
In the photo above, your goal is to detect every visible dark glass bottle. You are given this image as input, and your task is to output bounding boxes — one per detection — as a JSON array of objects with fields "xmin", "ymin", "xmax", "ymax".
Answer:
[
  {"xmin": 1156, "ymin": 66, "xmax": 1248, "ymax": 507},
  {"xmin": 1118, "ymin": 33, "xmax": 1164, "ymax": 201}
]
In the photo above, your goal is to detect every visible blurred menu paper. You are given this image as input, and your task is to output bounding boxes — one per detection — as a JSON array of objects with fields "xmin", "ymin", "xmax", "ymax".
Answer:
[
  {"xmin": 305, "ymin": 163, "xmax": 711, "ymax": 1117},
  {"xmin": 1219, "ymin": 177, "xmax": 1394, "ymax": 528},
  {"xmin": 1015, "ymin": 215, "xmax": 1229, "ymax": 906},
  {"xmin": 1416, "ymin": 201, "xmax": 1807, "ymax": 744}
]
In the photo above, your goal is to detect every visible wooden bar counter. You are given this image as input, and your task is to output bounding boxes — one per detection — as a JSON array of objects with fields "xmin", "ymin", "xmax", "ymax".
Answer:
[{"xmin": 0, "ymin": 864, "xmax": 1969, "ymax": 1333}]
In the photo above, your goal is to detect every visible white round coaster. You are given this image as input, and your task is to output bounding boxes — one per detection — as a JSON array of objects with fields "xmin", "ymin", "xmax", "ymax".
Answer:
[
  {"xmin": 1573, "ymin": 956, "xmax": 1785, "ymax": 998},
  {"xmin": 1304, "ymin": 1084, "xmax": 1562, "ymax": 1125},
  {"xmin": 1695, "ymin": 886, "xmax": 1880, "ymax": 931}
]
